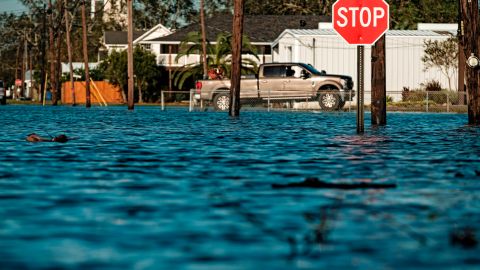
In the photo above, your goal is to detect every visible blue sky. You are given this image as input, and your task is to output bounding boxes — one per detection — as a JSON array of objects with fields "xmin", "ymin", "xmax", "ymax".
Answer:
[{"xmin": 0, "ymin": 0, "xmax": 28, "ymax": 13}]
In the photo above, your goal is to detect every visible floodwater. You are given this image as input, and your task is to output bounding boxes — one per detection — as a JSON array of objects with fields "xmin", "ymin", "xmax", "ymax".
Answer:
[{"xmin": 0, "ymin": 105, "xmax": 479, "ymax": 269}]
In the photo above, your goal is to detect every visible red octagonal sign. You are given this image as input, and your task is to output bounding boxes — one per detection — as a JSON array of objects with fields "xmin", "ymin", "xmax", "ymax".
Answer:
[{"xmin": 333, "ymin": 0, "xmax": 389, "ymax": 45}]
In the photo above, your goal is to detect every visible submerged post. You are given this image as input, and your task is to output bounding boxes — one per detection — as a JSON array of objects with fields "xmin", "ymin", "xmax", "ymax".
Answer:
[
  {"xmin": 127, "ymin": 0, "xmax": 134, "ymax": 110},
  {"xmin": 371, "ymin": 34, "xmax": 387, "ymax": 126},
  {"xmin": 357, "ymin": 45, "xmax": 365, "ymax": 133},
  {"xmin": 229, "ymin": 0, "xmax": 244, "ymax": 117}
]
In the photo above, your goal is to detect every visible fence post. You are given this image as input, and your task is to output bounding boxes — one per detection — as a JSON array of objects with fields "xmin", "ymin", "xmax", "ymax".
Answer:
[
  {"xmin": 426, "ymin": 91, "xmax": 429, "ymax": 112},
  {"xmin": 349, "ymin": 90, "xmax": 352, "ymax": 112},
  {"xmin": 267, "ymin": 89, "xmax": 271, "ymax": 112},
  {"xmin": 447, "ymin": 92, "xmax": 450, "ymax": 113},
  {"xmin": 161, "ymin": 91, "xmax": 165, "ymax": 111},
  {"xmin": 189, "ymin": 89, "xmax": 193, "ymax": 112}
]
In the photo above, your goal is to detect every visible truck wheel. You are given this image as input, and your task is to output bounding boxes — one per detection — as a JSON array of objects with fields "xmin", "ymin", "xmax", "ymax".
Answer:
[
  {"xmin": 0, "ymin": 97, "xmax": 5, "ymax": 105},
  {"xmin": 319, "ymin": 92, "xmax": 340, "ymax": 111},
  {"xmin": 213, "ymin": 93, "xmax": 230, "ymax": 111}
]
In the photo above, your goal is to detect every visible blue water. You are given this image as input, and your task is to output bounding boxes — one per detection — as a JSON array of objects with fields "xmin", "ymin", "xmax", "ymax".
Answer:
[{"xmin": 0, "ymin": 105, "xmax": 479, "ymax": 269}]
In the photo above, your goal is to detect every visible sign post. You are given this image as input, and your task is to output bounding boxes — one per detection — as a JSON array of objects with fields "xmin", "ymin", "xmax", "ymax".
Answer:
[{"xmin": 332, "ymin": 0, "xmax": 389, "ymax": 133}]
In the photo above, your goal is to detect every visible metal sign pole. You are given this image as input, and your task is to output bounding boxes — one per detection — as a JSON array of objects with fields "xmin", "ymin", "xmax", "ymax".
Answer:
[{"xmin": 357, "ymin": 45, "xmax": 365, "ymax": 133}]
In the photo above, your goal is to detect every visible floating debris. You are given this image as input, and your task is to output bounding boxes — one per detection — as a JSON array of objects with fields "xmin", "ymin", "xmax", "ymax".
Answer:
[
  {"xmin": 272, "ymin": 177, "xmax": 397, "ymax": 189},
  {"xmin": 450, "ymin": 227, "xmax": 478, "ymax": 249}
]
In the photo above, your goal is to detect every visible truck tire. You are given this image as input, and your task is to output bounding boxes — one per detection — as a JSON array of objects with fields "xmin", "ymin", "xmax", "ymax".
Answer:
[
  {"xmin": 0, "ymin": 97, "xmax": 6, "ymax": 105},
  {"xmin": 319, "ymin": 92, "xmax": 340, "ymax": 111},
  {"xmin": 213, "ymin": 93, "xmax": 230, "ymax": 111}
]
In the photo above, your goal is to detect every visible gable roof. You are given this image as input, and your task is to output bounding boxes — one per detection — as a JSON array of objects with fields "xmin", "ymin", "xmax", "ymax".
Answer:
[
  {"xmin": 134, "ymin": 23, "xmax": 172, "ymax": 43},
  {"xmin": 104, "ymin": 31, "xmax": 147, "ymax": 45},
  {"xmin": 153, "ymin": 15, "xmax": 331, "ymax": 44}
]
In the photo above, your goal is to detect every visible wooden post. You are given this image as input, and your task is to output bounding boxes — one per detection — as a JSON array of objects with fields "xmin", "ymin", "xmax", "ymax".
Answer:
[
  {"xmin": 81, "ymin": 0, "xmax": 91, "ymax": 108},
  {"xmin": 229, "ymin": 0, "xmax": 244, "ymax": 117},
  {"xmin": 40, "ymin": 4, "xmax": 47, "ymax": 102},
  {"xmin": 460, "ymin": 0, "xmax": 480, "ymax": 124},
  {"xmin": 200, "ymin": 0, "xmax": 208, "ymax": 79},
  {"xmin": 48, "ymin": 0, "xmax": 57, "ymax": 105},
  {"xmin": 54, "ymin": 0, "xmax": 63, "ymax": 106},
  {"xmin": 65, "ymin": 0, "xmax": 76, "ymax": 106},
  {"xmin": 127, "ymin": 0, "xmax": 134, "ymax": 110},
  {"xmin": 371, "ymin": 34, "xmax": 387, "ymax": 126}
]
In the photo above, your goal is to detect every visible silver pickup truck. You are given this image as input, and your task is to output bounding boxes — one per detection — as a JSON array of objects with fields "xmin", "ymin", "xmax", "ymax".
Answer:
[{"xmin": 194, "ymin": 62, "xmax": 354, "ymax": 111}]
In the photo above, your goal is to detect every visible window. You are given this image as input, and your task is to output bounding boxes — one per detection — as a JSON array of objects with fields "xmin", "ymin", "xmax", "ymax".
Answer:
[
  {"xmin": 161, "ymin": 44, "xmax": 179, "ymax": 54},
  {"xmin": 256, "ymin": 45, "xmax": 272, "ymax": 55},
  {"xmin": 141, "ymin": 43, "xmax": 151, "ymax": 50},
  {"xmin": 263, "ymin": 66, "xmax": 286, "ymax": 78}
]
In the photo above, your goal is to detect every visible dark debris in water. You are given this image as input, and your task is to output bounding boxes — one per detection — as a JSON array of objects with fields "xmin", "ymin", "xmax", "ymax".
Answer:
[
  {"xmin": 272, "ymin": 177, "xmax": 397, "ymax": 190},
  {"xmin": 450, "ymin": 227, "xmax": 478, "ymax": 249}
]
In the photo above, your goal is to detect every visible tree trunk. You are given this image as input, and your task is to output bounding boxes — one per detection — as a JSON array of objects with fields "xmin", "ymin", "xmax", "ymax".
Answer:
[
  {"xmin": 81, "ymin": 0, "xmax": 91, "ymax": 108},
  {"xmin": 460, "ymin": 0, "xmax": 480, "ymax": 124},
  {"xmin": 371, "ymin": 34, "xmax": 386, "ymax": 126},
  {"xmin": 229, "ymin": 0, "xmax": 244, "ymax": 117}
]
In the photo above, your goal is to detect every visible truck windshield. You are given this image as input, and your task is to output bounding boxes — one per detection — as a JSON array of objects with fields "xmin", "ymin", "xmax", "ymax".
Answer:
[{"xmin": 299, "ymin": 63, "xmax": 324, "ymax": 75}]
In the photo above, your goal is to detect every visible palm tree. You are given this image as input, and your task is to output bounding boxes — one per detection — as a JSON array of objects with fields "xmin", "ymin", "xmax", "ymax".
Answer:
[{"xmin": 173, "ymin": 31, "xmax": 259, "ymax": 89}]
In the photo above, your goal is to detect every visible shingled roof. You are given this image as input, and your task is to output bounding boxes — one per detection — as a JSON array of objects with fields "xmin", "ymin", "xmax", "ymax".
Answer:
[
  {"xmin": 104, "ymin": 31, "xmax": 147, "ymax": 45},
  {"xmin": 153, "ymin": 15, "xmax": 331, "ymax": 43}
]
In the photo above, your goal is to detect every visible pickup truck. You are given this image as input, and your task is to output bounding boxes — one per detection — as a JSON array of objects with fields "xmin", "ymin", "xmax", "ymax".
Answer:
[{"xmin": 194, "ymin": 62, "xmax": 354, "ymax": 111}]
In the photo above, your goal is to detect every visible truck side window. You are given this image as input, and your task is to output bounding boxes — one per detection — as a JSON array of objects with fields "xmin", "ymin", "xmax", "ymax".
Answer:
[{"xmin": 263, "ymin": 66, "xmax": 286, "ymax": 78}]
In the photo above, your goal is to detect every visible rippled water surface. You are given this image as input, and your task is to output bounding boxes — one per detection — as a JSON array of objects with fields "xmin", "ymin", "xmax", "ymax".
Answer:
[{"xmin": 1, "ymin": 105, "xmax": 479, "ymax": 269}]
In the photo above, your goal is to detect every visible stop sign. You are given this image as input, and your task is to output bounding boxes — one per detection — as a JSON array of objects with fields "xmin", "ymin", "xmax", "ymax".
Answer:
[{"xmin": 333, "ymin": 0, "xmax": 389, "ymax": 45}]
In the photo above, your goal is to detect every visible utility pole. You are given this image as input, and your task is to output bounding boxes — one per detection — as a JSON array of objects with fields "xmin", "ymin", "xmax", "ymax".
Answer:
[
  {"xmin": 81, "ymin": 0, "xmax": 91, "ymax": 108},
  {"xmin": 127, "ymin": 0, "xmax": 134, "ymax": 110},
  {"xmin": 460, "ymin": 0, "xmax": 480, "ymax": 124},
  {"xmin": 371, "ymin": 34, "xmax": 387, "ymax": 126},
  {"xmin": 200, "ymin": 0, "xmax": 208, "ymax": 79},
  {"xmin": 229, "ymin": 0, "xmax": 244, "ymax": 117},
  {"xmin": 54, "ymin": 0, "xmax": 63, "ymax": 106},
  {"xmin": 40, "ymin": 4, "xmax": 47, "ymax": 102},
  {"xmin": 48, "ymin": 0, "xmax": 57, "ymax": 105},
  {"xmin": 65, "ymin": 0, "xmax": 76, "ymax": 106}
]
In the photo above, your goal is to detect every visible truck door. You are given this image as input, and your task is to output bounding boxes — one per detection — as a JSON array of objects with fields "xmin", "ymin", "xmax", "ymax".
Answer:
[
  {"xmin": 258, "ymin": 65, "xmax": 288, "ymax": 98},
  {"xmin": 283, "ymin": 65, "xmax": 314, "ymax": 98}
]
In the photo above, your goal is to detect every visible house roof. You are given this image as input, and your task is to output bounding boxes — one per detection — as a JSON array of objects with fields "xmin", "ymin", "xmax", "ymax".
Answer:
[
  {"xmin": 104, "ymin": 31, "xmax": 147, "ymax": 45},
  {"xmin": 272, "ymin": 29, "xmax": 456, "ymax": 46},
  {"xmin": 152, "ymin": 15, "xmax": 331, "ymax": 43}
]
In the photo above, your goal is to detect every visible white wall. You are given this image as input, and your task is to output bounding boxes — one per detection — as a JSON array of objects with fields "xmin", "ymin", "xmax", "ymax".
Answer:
[{"xmin": 274, "ymin": 30, "xmax": 456, "ymax": 103}]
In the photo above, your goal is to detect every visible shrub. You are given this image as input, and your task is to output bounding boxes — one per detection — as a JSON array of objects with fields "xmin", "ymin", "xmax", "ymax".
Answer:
[{"xmin": 422, "ymin": 80, "xmax": 443, "ymax": 92}]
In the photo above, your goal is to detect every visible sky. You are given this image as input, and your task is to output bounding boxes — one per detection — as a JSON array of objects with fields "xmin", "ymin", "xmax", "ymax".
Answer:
[{"xmin": 0, "ymin": 0, "xmax": 28, "ymax": 13}]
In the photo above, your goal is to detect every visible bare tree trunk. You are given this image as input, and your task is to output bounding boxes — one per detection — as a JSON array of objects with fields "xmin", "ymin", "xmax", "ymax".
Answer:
[
  {"xmin": 127, "ymin": 0, "xmax": 134, "ymax": 110},
  {"xmin": 81, "ymin": 0, "xmax": 91, "ymax": 108},
  {"xmin": 200, "ymin": 0, "xmax": 208, "ymax": 79},
  {"xmin": 229, "ymin": 0, "xmax": 244, "ymax": 117},
  {"xmin": 371, "ymin": 34, "xmax": 386, "ymax": 126},
  {"xmin": 65, "ymin": 0, "xmax": 76, "ymax": 106},
  {"xmin": 460, "ymin": 0, "xmax": 480, "ymax": 124}
]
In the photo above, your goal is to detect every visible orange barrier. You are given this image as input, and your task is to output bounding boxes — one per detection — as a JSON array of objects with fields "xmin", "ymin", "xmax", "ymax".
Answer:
[{"xmin": 61, "ymin": 81, "xmax": 125, "ymax": 105}]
